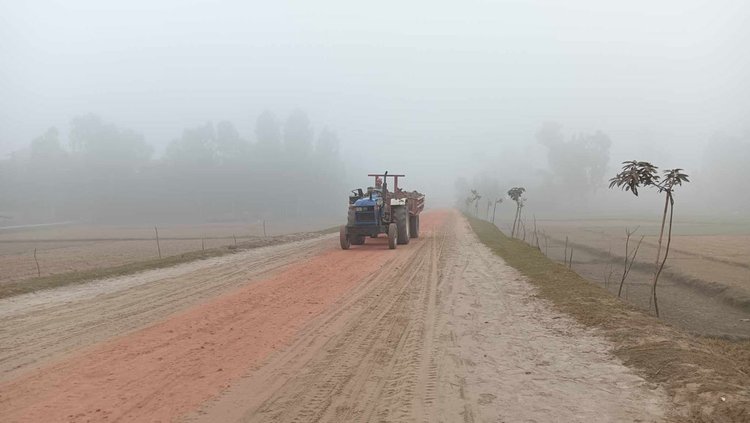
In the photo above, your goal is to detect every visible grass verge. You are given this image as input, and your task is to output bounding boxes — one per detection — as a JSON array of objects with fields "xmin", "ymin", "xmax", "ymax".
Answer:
[
  {"xmin": 0, "ymin": 228, "xmax": 335, "ymax": 300},
  {"xmin": 466, "ymin": 216, "xmax": 750, "ymax": 422}
]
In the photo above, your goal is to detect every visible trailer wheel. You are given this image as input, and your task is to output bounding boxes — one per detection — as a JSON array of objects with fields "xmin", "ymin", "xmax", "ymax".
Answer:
[
  {"xmin": 395, "ymin": 207, "xmax": 410, "ymax": 245},
  {"xmin": 339, "ymin": 225, "xmax": 350, "ymax": 250},
  {"xmin": 351, "ymin": 235, "xmax": 365, "ymax": 245},
  {"xmin": 387, "ymin": 223, "xmax": 397, "ymax": 249},
  {"xmin": 409, "ymin": 214, "xmax": 420, "ymax": 238}
]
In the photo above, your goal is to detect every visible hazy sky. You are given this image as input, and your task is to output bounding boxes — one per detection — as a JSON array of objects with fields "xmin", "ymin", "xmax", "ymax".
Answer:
[{"xmin": 1, "ymin": 0, "xmax": 748, "ymax": 200}]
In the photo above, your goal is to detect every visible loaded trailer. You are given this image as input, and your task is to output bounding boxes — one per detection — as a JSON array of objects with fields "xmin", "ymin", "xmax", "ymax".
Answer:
[{"xmin": 340, "ymin": 172, "xmax": 425, "ymax": 250}]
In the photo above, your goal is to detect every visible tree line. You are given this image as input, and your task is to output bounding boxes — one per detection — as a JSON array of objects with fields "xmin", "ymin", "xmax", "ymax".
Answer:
[{"xmin": 0, "ymin": 110, "xmax": 345, "ymax": 224}]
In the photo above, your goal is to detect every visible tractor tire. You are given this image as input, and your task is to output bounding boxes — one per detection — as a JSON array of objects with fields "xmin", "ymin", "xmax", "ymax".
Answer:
[
  {"xmin": 395, "ymin": 207, "xmax": 410, "ymax": 245},
  {"xmin": 339, "ymin": 225, "xmax": 350, "ymax": 250},
  {"xmin": 351, "ymin": 235, "xmax": 365, "ymax": 245},
  {"xmin": 409, "ymin": 214, "xmax": 420, "ymax": 238},
  {"xmin": 387, "ymin": 223, "xmax": 397, "ymax": 249}
]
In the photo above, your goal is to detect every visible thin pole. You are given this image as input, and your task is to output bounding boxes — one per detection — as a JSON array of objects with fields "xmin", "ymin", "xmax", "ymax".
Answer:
[
  {"xmin": 34, "ymin": 248, "xmax": 41, "ymax": 277},
  {"xmin": 568, "ymin": 248, "xmax": 573, "ymax": 269},
  {"xmin": 263, "ymin": 220, "xmax": 267, "ymax": 237},
  {"xmin": 154, "ymin": 226, "xmax": 162, "ymax": 259}
]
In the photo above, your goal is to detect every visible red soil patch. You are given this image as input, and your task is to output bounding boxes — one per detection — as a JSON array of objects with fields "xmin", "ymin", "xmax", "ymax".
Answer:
[{"xmin": 0, "ymin": 211, "xmax": 447, "ymax": 422}]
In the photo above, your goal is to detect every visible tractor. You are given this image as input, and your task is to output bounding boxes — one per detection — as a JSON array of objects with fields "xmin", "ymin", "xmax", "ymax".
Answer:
[{"xmin": 340, "ymin": 172, "xmax": 425, "ymax": 250}]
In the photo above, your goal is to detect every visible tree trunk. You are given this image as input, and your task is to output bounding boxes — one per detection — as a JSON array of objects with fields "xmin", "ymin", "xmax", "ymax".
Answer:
[
  {"xmin": 492, "ymin": 202, "xmax": 498, "ymax": 224},
  {"xmin": 650, "ymin": 193, "xmax": 670, "ymax": 316},
  {"xmin": 511, "ymin": 204, "xmax": 519, "ymax": 238},
  {"xmin": 653, "ymin": 193, "xmax": 674, "ymax": 317}
]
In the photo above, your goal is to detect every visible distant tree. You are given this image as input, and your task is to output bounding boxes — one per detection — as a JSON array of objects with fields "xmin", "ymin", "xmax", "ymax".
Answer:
[
  {"xmin": 701, "ymin": 132, "xmax": 750, "ymax": 212},
  {"xmin": 507, "ymin": 187, "xmax": 526, "ymax": 238},
  {"xmin": 67, "ymin": 115, "xmax": 153, "ymax": 221},
  {"xmin": 31, "ymin": 127, "xmax": 66, "ymax": 161},
  {"xmin": 537, "ymin": 122, "xmax": 611, "ymax": 198},
  {"xmin": 164, "ymin": 123, "xmax": 217, "ymax": 167},
  {"xmin": 283, "ymin": 109, "xmax": 313, "ymax": 159},
  {"xmin": 69, "ymin": 114, "xmax": 152, "ymax": 169},
  {"xmin": 609, "ymin": 161, "xmax": 689, "ymax": 317},
  {"xmin": 255, "ymin": 110, "xmax": 281, "ymax": 156},
  {"xmin": 454, "ymin": 177, "xmax": 470, "ymax": 208},
  {"xmin": 28, "ymin": 127, "xmax": 68, "ymax": 219},
  {"xmin": 315, "ymin": 128, "xmax": 339, "ymax": 160},
  {"xmin": 312, "ymin": 128, "xmax": 344, "ymax": 214},
  {"xmin": 215, "ymin": 121, "xmax": 249, "ymax": 164}
]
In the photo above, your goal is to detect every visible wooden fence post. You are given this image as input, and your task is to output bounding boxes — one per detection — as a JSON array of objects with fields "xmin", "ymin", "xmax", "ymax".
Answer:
[
  {"xmin": 569, "ymin": 248, "xmax": 573, "ymax": 269},
  {"xmin": 154, "ymin": 226, "xmax": 162, "ymax": 259},
  {"xmin": 34, "ymin": 248, "xmax": 41, "ymax": 277}
]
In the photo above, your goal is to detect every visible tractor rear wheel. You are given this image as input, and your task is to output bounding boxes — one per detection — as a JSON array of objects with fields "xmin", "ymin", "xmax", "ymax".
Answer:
[
  {"xmin": 387, "ymin": 223, "xmax": 397, "ymax": 249},
  {"xmin": 409, "ymin": 214, "xmax": 420, "ymax": 238},
  {"xmin": 395, "ymin": 207, "xmax": 410, "ymax": 245},
  {"xmin": 339, "ymin": 226, "xmax": 350, "ymax": 250},
  {"xmin": 351, "ymin": 235, "xmax": 365, "ymax": 245}
]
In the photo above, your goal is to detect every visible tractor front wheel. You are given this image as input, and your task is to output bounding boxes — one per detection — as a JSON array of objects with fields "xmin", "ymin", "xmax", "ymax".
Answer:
[
  {"xmin": 339, "ymin": 225, "xmax": 350, "ymax": 250},
  {"xmin": 387, "ymin": 223, "xmax": 397, "ymax": 249}
]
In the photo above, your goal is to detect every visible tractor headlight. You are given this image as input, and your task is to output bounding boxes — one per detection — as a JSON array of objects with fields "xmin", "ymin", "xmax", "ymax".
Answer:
[{"xmin": 356, "ymin": 207, "xmax": 364, "ymax": 212}]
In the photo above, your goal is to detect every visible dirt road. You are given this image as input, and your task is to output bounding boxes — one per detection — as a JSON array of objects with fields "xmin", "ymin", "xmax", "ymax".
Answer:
[{"xmin": 0, "ymin": 210, "xmax": 666, "ymax": 422}]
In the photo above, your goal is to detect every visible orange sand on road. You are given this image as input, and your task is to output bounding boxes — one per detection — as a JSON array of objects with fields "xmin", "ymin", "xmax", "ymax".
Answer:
[{"xmin": 0, "ymin": 211, "xmax": 447, "ymax": 422}]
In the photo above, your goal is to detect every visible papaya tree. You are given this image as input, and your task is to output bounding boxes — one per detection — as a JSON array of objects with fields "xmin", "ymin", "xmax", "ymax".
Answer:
[
  {"xmin": 492, "ymin": 198, "xmax": 503, "ymax": 224},
  {"xmin": 507, "ymin": 187, "xmax": 526, "ymax": 238},
  {"xmin": 470, "ymin": 189, "xmax": 481, "ymax": 216},
  {"xmin": 609, "ymin": 161, "xmax": 689, "ymax": 317},
  {"xmin": 464, "ymin": 197, "xmax": 473, "ymax": 213}
]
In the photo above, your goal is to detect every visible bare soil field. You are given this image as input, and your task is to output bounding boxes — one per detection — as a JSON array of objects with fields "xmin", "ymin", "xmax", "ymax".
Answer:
[
  {"xmin": 496, "ymin": 216, "xmax": 750, "ymax": 338},
  {"xmin": 0, "ymin": 210, "xmax": 671, "ymax": 422},
  {"xmin": 0, "ymin": 219, "xmax": 338, "ymax": 287}
]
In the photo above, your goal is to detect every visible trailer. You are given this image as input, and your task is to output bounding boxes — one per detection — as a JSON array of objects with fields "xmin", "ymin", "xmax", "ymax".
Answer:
[{"xmin": 340, "ymin": 172, "xmax": 425, "ymax": 250}]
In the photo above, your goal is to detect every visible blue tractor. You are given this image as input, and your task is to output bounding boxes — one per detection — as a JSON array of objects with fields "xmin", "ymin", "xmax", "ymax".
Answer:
[{"xmin": 340, "ymin": 172, "xmax": 425, "ymax": 250}]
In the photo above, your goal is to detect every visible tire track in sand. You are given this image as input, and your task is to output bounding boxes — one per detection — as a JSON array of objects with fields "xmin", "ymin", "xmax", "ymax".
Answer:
[
  {"xmin": 188, "ymin": 210, "xmax": 450, "ymax": 422},
  {"xmin": 0, "ymin": 235, "xmax": 331, "ymax": 383},
  {"xmin": 190, "ymin": 210, "xmax": 666, "ymax": 423},
  {"xmin": 0, "ymin": 217, "xmax": 447, "ymax": 422}
]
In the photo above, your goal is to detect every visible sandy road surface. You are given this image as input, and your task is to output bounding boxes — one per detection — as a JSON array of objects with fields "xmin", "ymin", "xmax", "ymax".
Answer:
[{"xmin": 0, "ymin": 210, "xmax": 665, "ymax": 422}]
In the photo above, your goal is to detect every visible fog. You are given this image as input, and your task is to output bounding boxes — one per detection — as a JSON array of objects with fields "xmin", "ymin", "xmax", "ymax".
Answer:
[{"xmin": 1, "ymin": 0, "xmax": 748, "ymax": 225}]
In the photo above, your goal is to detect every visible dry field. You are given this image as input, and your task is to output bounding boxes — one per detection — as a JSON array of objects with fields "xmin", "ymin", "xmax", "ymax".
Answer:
[
  {"xmin": 494, "ymin": 216, "xmax": 750, "ymax": 338},
  {"xmin": 533, "ymin": 219, "xmax": 749, "ymax": 292},
  {"xmin": 0, "ymin": 218, "xmax": 338, "ymax": 287}
]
